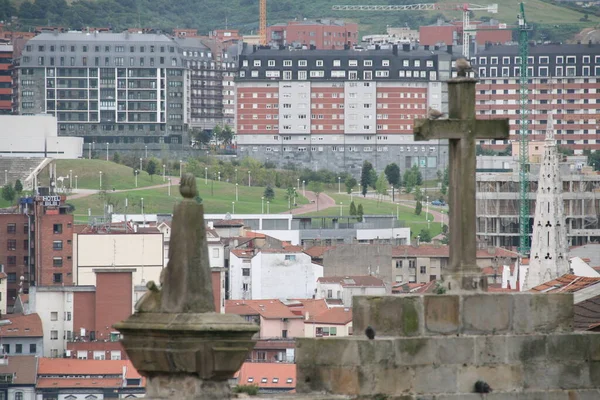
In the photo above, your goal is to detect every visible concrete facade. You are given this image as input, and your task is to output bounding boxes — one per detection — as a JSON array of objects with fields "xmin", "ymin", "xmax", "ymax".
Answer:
[{"xmin": 525, "ymin": 117, "xmax": 571, "ymax": 289}]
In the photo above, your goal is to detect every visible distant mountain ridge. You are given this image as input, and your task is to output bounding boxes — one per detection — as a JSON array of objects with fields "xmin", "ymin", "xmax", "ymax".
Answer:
[{"xmin": 3, "ymin": 0, "xmax": 599, "ymax": 42}]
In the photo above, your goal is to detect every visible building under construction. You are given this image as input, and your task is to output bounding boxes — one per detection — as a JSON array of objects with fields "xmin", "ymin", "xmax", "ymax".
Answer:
[{"xmin": 476, "ymin": 154, "xmax": 600, "ymax": 249}]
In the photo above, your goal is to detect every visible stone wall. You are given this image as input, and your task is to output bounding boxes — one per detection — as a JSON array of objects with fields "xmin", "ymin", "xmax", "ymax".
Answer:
[{"xmin": 295, "ymin": 293, "xmax": 600, "ymax": 399}]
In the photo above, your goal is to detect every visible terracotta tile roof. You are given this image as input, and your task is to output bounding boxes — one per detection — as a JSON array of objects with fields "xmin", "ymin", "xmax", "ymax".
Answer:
[
  {"xmin": 530, "ymin": 274, "xmax": 600, "ymax": 293},
  {"xmin": 574, "ymin": 294, "xmax": 600, "ymax": 330},
  {"xmin": 237, "ymin": 362, "xmax": 296, "ymax": 389},
  {"xmin": 0, "ymin": 313, "xmax": 43, "ymax": 337},
  {"xmin": 305, "ymin": 307, "xmax": 352, "ymax": 325},
  {"xmin": 487, "ymin": 283, "xmax": 517, "ymax": 293},
  {"xmin": 286, "ymin": 299, "xmax": 329, "ymax": 318},
  {"xmin": 225, "ymin": 299, "xmax": 302, "ymax": 320},
  {"xmin": 37, "ymin": 378, "xmax": 124, "ymax": 388},
  {"xmin": 392, "ymin": 281, "xmax": 437, "ymax": 294},
  {"xmin": 260, "ymin": 248, "xmax": 304, "ymax": 254},
  {"xmin": 37, "ymin": 359, "xmax": 142, "ymax": 378},
  {"xmin": 230, "ymin": 249, "xmax": 255, "ymax": 258},
  {"xmin": 245, "ymin": 231, "xmax": 266, "ymax": 239},
  {"xmin": 481, "ymin": 266, "xmax": 500, "ymax": 276},
  {"xmin": 317, "ymin": 276, "xmax": 385, "ymax": 288},
  {"xmin": 212, "ymin": 219, "xmax": 244, "ymax": 227},
  {"xmin": 303, "ymin": 245, "xmax": 335, "ymax": 258},
  {"xmin": 206, "ymin": 228, "xmax": 219, "ymax": 237},
  {"xmin": 391, "ymin": 245, "xmax": 518, "ymax": 259},
  {"xmin": 0, "ymin": 356, "xmax": 37, "ymax": 385},
  {"xmin": 283, "ymin": 245, "xmax": 303, "ymax": 252}
]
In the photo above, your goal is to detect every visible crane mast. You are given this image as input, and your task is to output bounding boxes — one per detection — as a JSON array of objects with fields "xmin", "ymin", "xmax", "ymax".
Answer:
[
  {"xmin": 517, "ymin": 2, "xmax": 530, "ymax": 256},
  {"xmin": 259, "ymin": 0, "xmax": 267, "ymax": 46}
]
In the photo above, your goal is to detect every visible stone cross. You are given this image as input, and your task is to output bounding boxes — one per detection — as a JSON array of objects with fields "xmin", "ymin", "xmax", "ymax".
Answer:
[{"xmin": 414, "ymin": 78, "xmax": 509, "ymax": 291}]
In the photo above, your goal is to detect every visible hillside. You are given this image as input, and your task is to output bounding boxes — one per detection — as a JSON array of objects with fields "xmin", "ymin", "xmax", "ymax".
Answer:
[{"xmin": 4, "ymin": 0, "xmax": 599, "ymax": 41}]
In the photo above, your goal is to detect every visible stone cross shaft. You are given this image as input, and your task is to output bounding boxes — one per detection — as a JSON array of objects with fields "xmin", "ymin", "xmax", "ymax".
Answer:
[{"xmin": 414, "ymin": 78, "xmax": 509, "ymax": 290}]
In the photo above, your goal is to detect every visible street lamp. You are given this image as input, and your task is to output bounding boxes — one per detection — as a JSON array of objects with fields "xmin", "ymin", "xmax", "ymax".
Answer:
[
  {"xmin": 75, "ymin": 175, "xmax": 78, "ymax": 190},
  {"xmin": 302, "ymin": 180, "xmax": 305, "ymax": 196},
  {"xmin": 235, "ymin": 168, "xmax": 238, "ymax": 183},
  {"xmin": 162, "ymin": 165, "xmax": 166, "ymax": 182},
  {"xmin": 99, "ymin": 171, "xmax": 102, "ymax": 189},
  {"xmin": 426, "ymin": 195, "xmax": 430, "ymax": 222},
  {"xmin": 179, "ymin": 160, "xmax": 183, "ymax": 178},
  {"xmin": 69, "ymin": 170, "xmax": 72, "ymax": 188},
  {"xmin": 350, "ymin": 189, "xmax": 353, "ymax": 203},
  {"xmin": 144, "ymin": 145, "xmax": 148, "ymax": 158},
  {"xmin": 338, "ymin": 177, "xmax": 341, "ymax": 194},
  {"xmin": 248, "ymin": 171, "xmax": 251, "ymax": 187},
  {"xmin": 340, "ymin": 201, "xmax": 343, "ymax": 216},
  {"xmin": 297, "ymin": 178, "xmax": 300, "ymax": 191},
  {"xmin": 261, "ymin": 196, "xmax": 264, "ymax": 214},
  {"xmin": 267, "ymin": 200, "xmax": 270, "ymax": 214},
  {"xmin": 139, "ymin": 158, "xmax": 142, "ymax": 171},
  {"xmin": 441, "ymin": 210, "xmax": 445, "ymax": 229},
  {"xmin": 141, "ymin": 197, "xmax": 144, "ymax": 214},
  {"xmin": 218, "ymin": 171, "xmax": 221, "ymax": 182},
  {"xmin": 168, "ymin": 178, "xmax": 171, "ymax": 196},
  {"xmin": 4, "ymin": 170, "xmax": 6, "ymax": 184},
  {"xmin": 205, "ymin": 167, "xmax": 208, "ymax": 185},
  {"xmin": 106, "ymin": 142, "xmax": 109, "ymax": 161},
  {"xmin": 232, "ymin": 201, "xmax": 235, "ymax": 214},
  {"xmin": 235, "ymin": 183, "xmax": 239, "ymax": 201},
  {"xmin": 134, "ymin": 170, "xmax": 138, "ymax": 188}
]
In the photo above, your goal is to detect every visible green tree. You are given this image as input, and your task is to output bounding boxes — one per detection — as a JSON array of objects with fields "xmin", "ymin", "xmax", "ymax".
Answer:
[
  {"xmin": 360, "ymin": 161, "xmax": 373, "ymax": 197},
  {"xmin": 588, "ymin": 150, "xmax": 600, "ymax": 171},
  {"xmin": 263, "ymin": 185, "xmax": 275, "ymax": 201},
  {"xmin": 1, "ymin": 184, "xmax": 15, "ymax": 203},
  {"xmin": 285, "ymin": 186, "xmax": 296, "ymax": 209},
  {"xmin": 219, "ymin": 125, "xmax": 234, "ymax": 146},
  {"xmin": 375, "ymin": 172, "xmax": 387, "ymax": 204},
  {"xmin": 384, "ymin": 163, "xmax": 401, "ymax": 202},
  {"xmin": 112, "ymin": 152, "xmax": 121, "ymax": 164},
  {"xmin": 440, "ymin": 167, "xmax": 449, "ymax": 196},
  {"xmin": 357, "ymin": 204, "xmax": 364, "ymax": 222},
  {"xmin": 212, "ymin": 125, "xmax": 222, "ymax": 146},
  {"xmin": 415, "ymin": 200, "xmax": 422, "ymax": 216},
  {"xmin": 14, "ymin": 179, "xmax": 23, "ymax": 194},
  {"xmin": 349, "ymin": 201, "xmax": 357, "ymax": 216},
  {"xmin": 146, "ymin": 159, "xmax": 158, "ymax": 180},
  {"xmin": 345, "ymin": 177, "xmax": 357, "ymax": 194},
  {"xmin": 412, "ymin": 165, "xmax": 423, "ymax": 186},
  {"xmin": 192, "ymin": 128, "xmax": 212, "ymax": 147},
  {"xmin": 308, "ymin": 181, "xmax": 324, "ymax": 211},
  {"xmin": 418, "ymin": 228, "xmax": 432, "ymax": 243},
  {"xmin": 413, "ymin": 186, "xmax": 423, "ymax": 202}
]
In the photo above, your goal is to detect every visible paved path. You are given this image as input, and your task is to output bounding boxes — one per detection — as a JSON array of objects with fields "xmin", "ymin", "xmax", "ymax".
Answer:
[
  {"xmin": 283, "ymin": 191, "xmax": 337, "ymax": 215},
  {"xmin": 67, "ymin": 178, "xmax": 181, "ymax": 200}
]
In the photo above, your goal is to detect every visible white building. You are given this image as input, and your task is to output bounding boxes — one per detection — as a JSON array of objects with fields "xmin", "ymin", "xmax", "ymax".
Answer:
[
  {"xmin": 0, "ymin": 115, "xmax": 83, "ymax": 159},
  {"xmin": 316, "ymin": 276, "xmax": 387, "ymax": 307},
  {"xmin": 229, "ymin": 249, "xmax": 323, "ymax": 300},
  {"xmin": 304, "ymin": 307, "xmax": 353, "ymax": 338}
]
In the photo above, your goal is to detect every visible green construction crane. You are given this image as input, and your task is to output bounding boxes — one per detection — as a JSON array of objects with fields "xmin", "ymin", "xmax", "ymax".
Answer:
[{"xmin": 517, "ymin": 2, "xmax": 531, "ymax": 256}]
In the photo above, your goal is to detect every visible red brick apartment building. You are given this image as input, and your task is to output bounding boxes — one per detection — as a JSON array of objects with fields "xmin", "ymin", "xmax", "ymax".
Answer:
[
  {"xmin": 419, "ymin": 20, "xmax": 512, "ymax": 47},
  {"xmin": 0, "ymin": 44, "xmax": 12, "ymax": 114},
  {"xmin": 0, "ymin": 196, "xmax": 73, "ymax": 311},
  {"xmin": 267, "ymin": 20, "xmax": 358, "ymax": 50}
]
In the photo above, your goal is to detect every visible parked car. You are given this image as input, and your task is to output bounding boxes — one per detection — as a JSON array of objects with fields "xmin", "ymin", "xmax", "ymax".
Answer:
[{"xmin": 431, "ymin": 200, "xmax": 446, "ymax": 206}]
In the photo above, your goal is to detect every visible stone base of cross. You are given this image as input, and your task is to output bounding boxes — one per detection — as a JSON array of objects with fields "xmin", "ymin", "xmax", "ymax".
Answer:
[{"xmin": 414, "ymin": 77, "xmax": 510, "ymax": 292}]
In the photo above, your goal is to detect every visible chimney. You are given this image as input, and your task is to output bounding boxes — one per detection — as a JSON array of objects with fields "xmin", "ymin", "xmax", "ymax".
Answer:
[
  {"xmin": 424, "ymin": 45, "xmax": 430, "ymax": 50},
  {"xmin": 392, "ymin": 44, "xmax": 398, "ymax": 55},
  {"xmin": 402, "ymin": 43, "xmax": 410, "ymax": 52},
  {"xmin": 446, "ymin": 44, "xmax": 453, "ymax": 54},
  {"xmin": 375, "ymin": 44, "xmax": 380, "ymax": 50},
  {"xmin": 310, "ymin": 44, "xmax": 316, "ymax": 50},
  {"xmin": 589, "ymin": 39, "xmax": 593, "ymax": 47}
]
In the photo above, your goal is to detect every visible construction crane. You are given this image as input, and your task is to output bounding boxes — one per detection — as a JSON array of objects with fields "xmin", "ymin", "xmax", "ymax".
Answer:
[
  {"xmin": 259, "ymin": 0, "xmax": 267, "ymax": 46},
  {"xmin": 332, "ymin": 3, "xmax": 498, "ymax": 58}
]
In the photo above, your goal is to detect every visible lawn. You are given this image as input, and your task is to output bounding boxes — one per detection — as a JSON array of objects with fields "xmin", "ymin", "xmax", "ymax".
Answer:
[
  {"xmin": 68, "ymin": 179, "xmax": 309, "ymax": 222},
  {"xmin": 305, "ymin": 192, "xmax": 442, "ymax": 239},
  {"xmin": 40, "ymin": 159, "xmax": 162, "ymax": 190}
]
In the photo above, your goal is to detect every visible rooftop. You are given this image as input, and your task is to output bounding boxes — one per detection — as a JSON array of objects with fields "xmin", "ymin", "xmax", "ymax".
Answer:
[
  {"xmin": 38, "ymin": 358, "xmax": 142, "ymax": 378},
  {"xmin": 305, "ymin": 307, "xmax": 352, "ymax": 325},
  {"xmin": 317, "ymin": 275, "xmax": 386, "ymax": 288},
  {"xmin": 225, "ymin": 299, "xmax": 302, "ymax": 320},
  {"xmin": 236, "ymin": 362, "xmax": 296, "ymax": 390},
  {"xmin": 30, "ymin": 32, "xmax": 174, "ymax": 43},
  {"xmin": 0, "ymin": 356, "xmax": 37, "ymax": 385},
  {"xmin": 574, "ymin": 294, "xmax": 600, "ymax": 330},
  {"xmin": 0, "ymin": 313, "xmax": 43, "ymax": 337},
  {"xmin": 530, "ymin": 274, "xmax": 600, "ymax": 293}
]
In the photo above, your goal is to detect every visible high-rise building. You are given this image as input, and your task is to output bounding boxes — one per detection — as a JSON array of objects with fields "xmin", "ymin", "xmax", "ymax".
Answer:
[
  {"xmin": 0, "ymin": 44, "xmax": 12, "ymax": 114},
  {"xmin": 17, "ymin": 32, "xmax": 187, "ymax": 153},
  {"xmin": 267, "ymin": 20, "xmax": 359, "ymax": 50}
]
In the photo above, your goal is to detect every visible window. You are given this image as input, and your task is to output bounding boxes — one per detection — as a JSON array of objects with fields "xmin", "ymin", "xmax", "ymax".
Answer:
[
  {"xmin": 51, "ymin": 312, "xmax": 58, "ymax": 321},
  {"xmin": 53, "ymin": 273, "xmax": 63, "ymax": 283},
  {"xmin": 242, "ymin": 283, "xmax": 249, "ymax": 291},
  {"xmin": 53, "ymin": 224, "xmax": 62, "ymax": 234},
  {"xmin": 7, "ymin": 224, "xmax": 16, "ymax": 234},
  {"xmin": 53, "ymin": 240, "xmax": 63, "ymax": 250},
  {"xmin": 93, "ymin": 351, "xmax": 105, "ymax": 360},
  {"xmin": 282, "ymin": 330, "xmax": 288, "ymax": 338},
  {"xmin": 111, "ymin": 350, "xmax": 122, "ymax": 360},
  {"xmin": 212, "ymin": 248, "xmax": 220, "ymax": 258},
  {"xmin": 284, "ymin": 255, "xmax": 296, "ymax": 261},
  {"xmin": 7, "ymin": 273, "xmax": 15, "ymax": 283},
  {"xmin": 6, "ymin": 257, "xmax": 15, "ymax": 266},
  {"xmin": 7, "ymin": 240, "xmax": 16, "ymax": 251},
  {"xmin": 29, "ymin": 344, "xmax": 36, "ymax": 354},
  {"xmin": 242, "ymin": 268, "xmax": 250, "ymax": 277},
  {"xmin": 2, "ymin": 344, "xmax": 9, "ymax": 354},
  {"xmin": 53, "ymin": 257, "xmax": 63, "ymax": 267},
  {"xmin": 420, "ymin": 266, "xmax": 426, "ymax": 274},
  {"xmin": 15, "ymin": 344, "xmax": 22, "ymax": 354},
  {"xmin": 51, "ymin": 330, "xmax": 58, "ymax": 340}
]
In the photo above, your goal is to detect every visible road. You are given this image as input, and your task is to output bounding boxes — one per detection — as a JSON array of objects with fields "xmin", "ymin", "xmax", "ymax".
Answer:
[
  {"xmin": 67, "ymin": 178, "xmax": 181, "ymax": 200},
  {"xmin": 283, "ymin": 191, "xmax": 337, "ymax": 215}
]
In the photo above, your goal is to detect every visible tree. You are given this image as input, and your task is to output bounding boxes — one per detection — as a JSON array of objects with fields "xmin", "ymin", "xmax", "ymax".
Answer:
[
  {"xmin": 415, "ymin": 200, "xmax": 422, "ymax": 216},
  {"xmin": 357, "ymin": 204, "xmax": 364, "ymax": 222},
  {"xmin": 14, "ymin": 179, "xmax": 23, "ymax": 194},
  {"xmin": 212, "ymin": 125, "xmax": 222, "ymax": 146},
  {"xmin": 219, "ymin": 125, "xmax": 234, "ymax": 146},
  {"xmin": 375, "ymin": 172, "xmax": 387, "ymax": 204},
  {"xmin": 588, "ymin": 150, "xmax": 600, "ymax": 171},
  {"xmin": 112, "ymin": 152, "xmax": 121, "ymax": 164},
  {"xmin": 349, "ymin": 201, "xmax": 357, "ymax": 216},
  {"xmin": 412, "ymin": 165, "xmax": 423, "ymax": 186},
  {"xmin": 413, "ymin": 186, "xmax": 424, "ymax": 202},
  {"xmin": 192, "ymin": 128, "xmax": 212, "ymax": 148},
  {"xmin": 360, "ymin": 161, "xmax": 373, "ymax": 197},
  {"xmin": 440, "ymin": 167, "xmax": 449, "ymax": 196},
  {"xmin": 419, "ymin": 228, "xmax": 432, "ymax": 243},
  {"xmin": 263, "ymin": 185, "xmax": 275, "ymax": 201},
  {"xmin": 308, "ymin": 181, "xmax": 324, "ymax": 211},
  {"xmin": 285, "ymin": 186, "xmax": 296, "ymax": 209},
  {"xmin": 384, "ymin": 163, "xmax": 400, "ymax": 202},
  {"xmin": 1, "ymin": 184, "xmax": 15, "ymax": 203},
  {"xmin": 345, "ymin": 177, "xmax": 357, "ymax": 194},
  {"xmin": 146, "ymin": 159, "xmax": 158, "ymax": 180}
]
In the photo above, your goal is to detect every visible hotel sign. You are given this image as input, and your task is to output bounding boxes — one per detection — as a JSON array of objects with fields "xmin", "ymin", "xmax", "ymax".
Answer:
[{"xmin": 41, "ymin": 196, "xmax": 61, "ymax": 207}]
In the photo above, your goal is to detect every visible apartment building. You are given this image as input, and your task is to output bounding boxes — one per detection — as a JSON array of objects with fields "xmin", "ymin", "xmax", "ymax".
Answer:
[
  {"xmin": 267, "ymin": 19, "xmax": 359, "ymax": 50},
  {"xmin": 235, "ymin": 45, "xmax": 454, "ymax": 177},
  {"xmin": 17, "ymin": 32, "xmax": 187, "ymax": 152},
  {"xmin": 474, "ymin": 43, "xmax": 600, "ymax": 151},
  {"xmin": 0, "ymin": 44, "xmax": 12, "ymax": 114}
]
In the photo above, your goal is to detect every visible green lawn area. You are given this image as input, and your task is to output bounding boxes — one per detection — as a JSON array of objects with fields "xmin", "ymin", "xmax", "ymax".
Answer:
[
  {"xmin": 68, "ymin": 179, "xmax": 309, "ymax": 222},
  {"xmin": 41, "ymin": 159, "xmax": 161, "ymax": 190},
  {"xmin": 305, "ymin": 192, "xmax": 442, "ymax": 239},
  {"xmin": 0, "ymin": 198, "xmax": 13, "ymax": 208}
]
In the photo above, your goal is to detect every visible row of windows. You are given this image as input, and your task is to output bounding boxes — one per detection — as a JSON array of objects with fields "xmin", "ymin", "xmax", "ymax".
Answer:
[
  {"xmin": 2, "ymin": 343, "xmax": 36, "ymax": 355},
  {"xmin": 477, "ymin": 55, "xmax": 600, "ymax": 66},
  {"xmin": 478, "ymin": 65, "xmax": 598, "ymax": 78},
  {"xmin": 244, "ymin": 58, "xmax": 434, "ymax": 68},
  {"xmin": 239, "ymin": 91, "xmax": 426, "ymax": 99},
  {"xmin": 32, "ymin": 55, "xmax": 179, "ymax": 68},
  {"xmin": 241, "ymin": 69, "xmax": 435, "ymax": 80},
  {"xmin": 27, "ymin": 43, "xmax": 175, "ymax": 54}
]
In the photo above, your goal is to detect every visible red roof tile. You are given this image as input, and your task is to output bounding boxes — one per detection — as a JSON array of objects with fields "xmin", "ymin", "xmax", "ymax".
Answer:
[
  {"xmin": 0, "ymin": 356, "xmax": 37, "ymax": 385},
  {"xmin": 287, "ymin": 299, "xmax": 329, "ymax": 318},
  {"xmin": 237, "ymin": 362, "xmax": 296, "ymax": 389},
  {"xmin": 303, "ymin": 246, "xmax": 335, "ymax": 258},
  {"xmin": 306, "ymin": 307, "xmax": 352, "ymax": 325},
  {"xmin": 317, "ymin": 275, "xmax": 385, "ymax": 287},
  {"xmin": 260, "ymin": 248, "xmax": 304, "ymax": 254},
  {"xmin": 225, "ymin": 299, "xmax": 302, "ymax": 320},
  {"xmin": 212, "ymin": 219, "xmax": 244, "ymax": 227},
  {"xmin": 530, "ymin": 274, "xmax": 600, "ymax": 293},
  {"xmin": 231, "ymin": 249, "xmax": 255, "ymax": 258},
  {"xmin": 37, "ymin": 359, "xmax": 141, "ymax": 378},
  {"xmin": 245, "ymin": 231, "xmax": 266, "ymax": 239},
  {"xmin": 37, "ymin": 378, "xmax": 124, "ymax": 388},
  {"xmin": 0, "ymin": 313, "xmax": 43, "ymax": 337}
]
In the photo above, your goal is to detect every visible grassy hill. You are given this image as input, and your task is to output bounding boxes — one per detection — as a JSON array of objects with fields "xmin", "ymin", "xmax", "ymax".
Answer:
[{"xmin": 6, "ymin": 0, "xmax": 599, "ymax": 41}]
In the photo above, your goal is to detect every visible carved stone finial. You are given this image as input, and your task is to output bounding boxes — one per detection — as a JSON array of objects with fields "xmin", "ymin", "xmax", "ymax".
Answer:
[{"xmin": 179, "ymin": 173, "xmax": 198, "ymax": 199}]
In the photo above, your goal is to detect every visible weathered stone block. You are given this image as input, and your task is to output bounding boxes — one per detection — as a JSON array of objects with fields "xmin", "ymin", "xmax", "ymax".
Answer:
[
  {"xmin": 457, "ymin": 365, "xmax": 523, "ymax": 393},
  {"xmin": 547, "ymin": 334, "xmax": 590, "ymax": 362},
  {"xmin": 505, "ymin": 335, "xmax": 547, "ymax": 364},
  {"xmin": 353, "ymin": 296, "xmax": 423, "ymax": 337},
  {"xmin": 357, "ymin": 339, "xmax": 396, "ymax": 367},
  {"xmin": 589, "ymin": 333, "xmax": 600, "ymax": 361},
  {"xmin": 296, "ymin": 365, "xmax": 360, "ymax": 395},
  {"xmin": 424, "ymin": 295, "xmax": 460, "ymax": 335},
  {"xmin": 512, "ymin": 293, "xmax": 574, "ymax": 334},
  {"xmin": 413, "ymin": 365, "xmax": 458, "ymax": 394},
  {"xmin": 312, "ymin": 339, "xmax": 359, "ymax": 367},
  {"xmin": 436, "ymin": 337, "xmax": 476, "ymax": 365},
  {"xmin": 462, "ymin": 294, "xmax": 513, "ymax": 335},
  {"xmin": 523, "ymin": 362, "xmax": 590, "ymax": 390},
  {"xmin": 395, "ymin": 338, "xmax": 438, "ymax": 366},
  {"xmin": 474, "ymin": 336, "xmax": 507, "ymax": 365},
  {"xmin": 358, "ymin": 365, "xmax": 414, "ymax": 396}
]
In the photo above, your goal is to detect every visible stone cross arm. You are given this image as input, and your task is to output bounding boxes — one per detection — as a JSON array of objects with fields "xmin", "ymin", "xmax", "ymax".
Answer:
[{"xmin": 414, "ymin": 119, "xmax": 510, "ymax": 141}]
